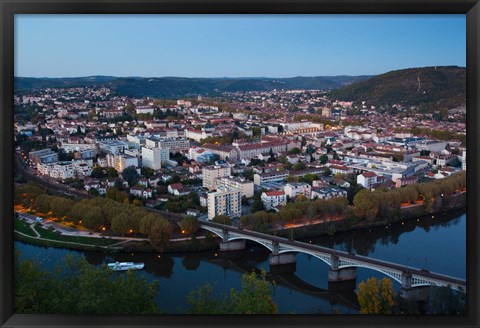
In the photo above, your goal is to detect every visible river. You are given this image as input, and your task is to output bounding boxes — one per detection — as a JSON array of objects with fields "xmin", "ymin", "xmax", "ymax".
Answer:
[{"xmin": 15, "ymin": 209, "xmax": 466, "ymax": 314}]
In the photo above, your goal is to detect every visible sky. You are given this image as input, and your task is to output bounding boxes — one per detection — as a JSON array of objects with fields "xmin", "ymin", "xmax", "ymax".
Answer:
[{"xmin": 15, "ymin": 14, "xmax": 466, "ymax": 78}]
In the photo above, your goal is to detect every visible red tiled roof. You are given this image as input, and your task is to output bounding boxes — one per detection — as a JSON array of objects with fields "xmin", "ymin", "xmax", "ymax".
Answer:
[{"xmin": 265, "ymin": 190, "xmax": 285, "ymax": 197}]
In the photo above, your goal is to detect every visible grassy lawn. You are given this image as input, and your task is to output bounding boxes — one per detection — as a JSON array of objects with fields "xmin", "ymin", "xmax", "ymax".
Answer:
[
  {"xmin": 34, "ymin": 225, "xmax": 120, "ymax": 246},
  {"xmin": 14, "ymin": 218, "xmax": 37, "ymax": 237}
]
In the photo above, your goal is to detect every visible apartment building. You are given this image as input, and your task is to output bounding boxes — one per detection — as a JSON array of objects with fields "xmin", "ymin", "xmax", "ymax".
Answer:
[
  {"xmin": 29, "ymin": 149, "xmax": 58, "ymax": 168},
  {"xmin": 215, "ymin": 176, "xmax": 254, "ymax": 198},
  {"xmin": 207, "ymin": 187, "xmax": 242, "ymax": 220},
  {"xmin": 37, "ymin": 160, "xmax": 93, "ymax": 181},
  {"xmin": 202, "ymin": 164, "xmax": 231, "ymax": 191},
  {"xmin": 284, "ymin": 182, "xmax": 312, "ymax": 199},
  {"xmin": 141, "ymin": 146, "xmax": 170, "ymax": 170},
  {"xmin": 253, "ymin": 170, "xmax": 289, "ymax": 186},
  {"xmin": 261, "ymin": 190, "xmax": 287, "ymax": 210},
  {"xmin": 106, "ymin": 153, "xmax": 139, "ymax": 172}
]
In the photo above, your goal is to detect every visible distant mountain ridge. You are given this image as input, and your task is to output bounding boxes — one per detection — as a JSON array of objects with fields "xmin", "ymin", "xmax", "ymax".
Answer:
[
  {"xmin": 327, "ymin": 66, "xmax": 466, "ymax": 110},
  {"xmin": 14, "ymin": 75, "xmax": 370, "ymax": 98}
]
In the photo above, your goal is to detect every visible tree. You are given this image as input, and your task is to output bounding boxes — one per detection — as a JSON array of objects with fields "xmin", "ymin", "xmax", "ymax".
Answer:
[
  {"xmin": 50, "ymin": 197, "xmax": 75, "ymax": 219},
  {"xmin": 90, "ymin": 166, "xmax": 105, "ymax": 179},
  {"xmin": 122, "ymin": 166, "xmax": 140, "ymax": 187},
  {"xmin": 141, "ymin": 167, "xmax": 155, "ymax": 179},
  {"xmin": 211, "ymin": 215, "xmax": 232, "ymax": 226},
  {"xmin": 69, "ymin": 201, "xmax": 90, "ymax": 224},
  {"xmin": 187, "ymin": 270, "xmax": 277, "ymax": 314},
  {"xmin": 15, "ymin": 253, "xmax": 160, "ymax": 314},
  {"xmin": 356, "ymin": 277, "xmax": 396, "ymax": 314},
  {"xmin": 139, "ymin": 213, "xmax": 161, "ymax": 235},
  {"xmin": 111, "ymin": 212, "xmax": 131, "ymax": 236},
  {"xmin": 149, "ymin": 219, "xmax": 173, "ymax": 252},
  {"xmin": 106, "ymin": 167, "xmax": 118, "ymax": 178},
  {"xmin": 83, "ymin": 206, "xmax": 104, "ymax": 230},
  {"xmin": 293, "ymin": 162, "xmax": 306, "ymax": 171},
  {"xmin": 353, "ymin": 189, "xmax": 379, "ymax": 222},
  {"xmin": 33, "ymin": 194, "xmax": 53, "ymax": 214},
  {"xmin": 180, "ymin": 216, "xmax": 200, "ymax": 239}
]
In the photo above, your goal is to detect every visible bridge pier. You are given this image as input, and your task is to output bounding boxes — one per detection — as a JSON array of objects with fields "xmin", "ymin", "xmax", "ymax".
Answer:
[
  {"xmin": 269, "ymin": 240, "xmax": 296, "ymax": 267},
  {"xmin": 220, "ymin": 239, "xmax": 246, "ymax": 251},
  {"xmin": 328, "ymin": 255, "xmax": 357, "ymax": 288}
]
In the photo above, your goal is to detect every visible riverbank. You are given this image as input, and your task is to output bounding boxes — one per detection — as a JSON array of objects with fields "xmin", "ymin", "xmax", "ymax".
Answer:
[
  {"xmin": 14, "ymin": 192, "xmax": 465, "ymax": 253},
  {"xmin": 276, "ymin": 192, "xmax": 466, "ymax": 240}
]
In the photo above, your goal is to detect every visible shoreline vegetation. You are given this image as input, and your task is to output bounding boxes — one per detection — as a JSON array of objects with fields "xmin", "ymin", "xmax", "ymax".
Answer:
[{"xmin": 14, "ymin": 171, "xmax": 466, "ymax": 254}]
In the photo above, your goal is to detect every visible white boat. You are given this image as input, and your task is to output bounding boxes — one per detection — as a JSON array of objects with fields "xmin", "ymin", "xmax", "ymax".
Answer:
[{"xmin": 107, "ymin": 261, "xmax": 144, "ymax": 271}]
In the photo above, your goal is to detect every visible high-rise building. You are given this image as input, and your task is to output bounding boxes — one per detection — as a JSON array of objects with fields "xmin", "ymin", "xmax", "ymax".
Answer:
[
  {"xmin": 141, "ymin": 147, "xmax": 170, "ymax": 170},
  {"xmin": 202, "ymin": 164, "xmax": 231, "ymax": 191},
  {"xmin": 215, "ymin": 176, "xmax": 254, "ymax": 198},
  {"xmin": 207, "ymin": 187, "xmax": 242, "ymax": 220}
]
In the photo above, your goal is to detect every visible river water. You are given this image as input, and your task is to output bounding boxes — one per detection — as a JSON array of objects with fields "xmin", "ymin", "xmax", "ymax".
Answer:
[{"xmin": 15, "ymin": 209, "xmax": 466, "ymax": 314}]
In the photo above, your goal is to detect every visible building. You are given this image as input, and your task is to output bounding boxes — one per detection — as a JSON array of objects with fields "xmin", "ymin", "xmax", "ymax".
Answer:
[
  {"xmin": 141, "ymin": 147, "xmax": 170, "ymax": 170},
  {"xmin": 168, "ymin": 183, "xmax": 191, "ymax": 196},
  {"xmin": 462, "ymin": 150, "xmax": 466, "ymax": 171},
  {"xmin": 215, "ymin": 176, "xmax": 254, "ymax": 198},
  {"xmin": 395, "ymin": 176, "xmax": 418, "ymax": 188},
  {"xmin": 284, "ymin": 182, "xmax": 312, "ymax": 199},
  {"xmin": 202, "ymin": 164, "xmax": 231, "ymax": 191},
  {"xmin": 106, "ymin": 153, "xmax": 139, "ymax": 172},
  {"xmin": 97, "ymin": 140, "xmax": 129, "ymax": 155},
  {"xmin": 253, "ymin": 170, "xmax": 289, "ymax": 187},
  {"xmin": 29, "ymin": 148, "xmax": 58, "ymax": 168},
  {"xmin": 235, "ymin": 141, "xmax": 287, "ymax": 160},
  {"xmin": 261, "ymin": 190, "xmax": 287, "ymax": 210},
  {"xmin": 357, "ymin": 172, "xmax": 379, "ymax": 189},
  {"xmin": 146, "ymin": 137, "xmax": 190, "ymax": 154},
  {"xmin": 310, "ymin": 187, "xmax": 347, "ymax": 200},
  {"xmin": 207, "ymin": 187, "xmax": 242, "ymax": 220},
  {"xmin": 37, "ymin": 160, "xmax": 93, "ymax": 181},
  {"xmin": 202, "ymin": 143, "xmax": 238, "ymax": 161}
]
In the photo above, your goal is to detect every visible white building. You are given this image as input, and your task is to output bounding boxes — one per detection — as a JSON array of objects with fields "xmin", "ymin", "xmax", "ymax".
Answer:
[
  {"xmin": 310, "ymin": 187, "xmax": 347, "ymax": 200},
  {"xmin": 215, "ymin": 176, "xmax": 254, "ymax": 198},
  {"xmin": 207, "ymin": 187, "xmax": 242, "ymax": 220},
  {"xmin": 356, "ymin": 172, "xmax": 379, "ymax": 189},
  {"xmin": 261, "ymin": 190, "xmax": 287, "ymax": 210},
  {"xmin": 462, "ymin": 150, "xmax": 466, "ymax": 171},
  {"xmin": 202, "ymin": 164, "xmax": 231, "ymax": 191},
  {"xmin": 37, "ymin": 160, "xmax": 93, "ymax": 181},
  {"xmin": 146, "ymin": 137, "xmax": 190, "ymax": 154},
  {"xmin": 106, "ymin": 153, "xmax": 139, "ymax": 172},
  {"xmin": 253, "ymin": 170, "xmax": 289, "ymax": 186},
  {"xmin": 141, "ymin": 147, "xmax": 170, "ymax": 170},
  {"xmin": 97, "ymin": 140, "xmax": 129, "ymax": 155},
  {"xmin": 284, "ymin": 182, "xmax": 312, "ymax": 199}
]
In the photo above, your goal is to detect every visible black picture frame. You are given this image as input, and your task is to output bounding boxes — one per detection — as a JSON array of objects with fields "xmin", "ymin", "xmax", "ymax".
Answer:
[{"xmin": 1, "ymin": 1, "xmax": 479, "ymax": 327}]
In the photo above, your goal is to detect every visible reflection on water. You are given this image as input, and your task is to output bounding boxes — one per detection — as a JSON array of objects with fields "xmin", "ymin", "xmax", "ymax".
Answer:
[{"xmin": 15, "ymin": 209, "xmax": 465, "ymax": 314}]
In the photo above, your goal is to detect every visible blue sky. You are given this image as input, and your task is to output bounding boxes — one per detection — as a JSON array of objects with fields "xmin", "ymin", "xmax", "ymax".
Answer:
[{"xmin": 15, "ymin": 15, "xmax": 466, "ymax": 78}]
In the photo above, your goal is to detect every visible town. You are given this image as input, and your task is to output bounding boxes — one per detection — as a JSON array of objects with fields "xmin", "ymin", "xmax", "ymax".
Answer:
[{"xmin": 14, "ymin": 86, "xmax": 466, "ymax": 235}]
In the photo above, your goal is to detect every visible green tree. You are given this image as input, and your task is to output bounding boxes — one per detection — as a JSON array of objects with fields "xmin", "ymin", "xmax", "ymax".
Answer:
[
  {"xmin": 15, "ymin": 253, "xmax": 160, "ymax": 314},
  {"xmin": 180, "ymin": 216, "xmax": 200, "ymax": 239},
  {"xmin": 139, "ymin": 213, "xmax": 161, "ymax": 235},
  {"xmin": 149, "ymin": 219, "xmax": 173, "ymax": 252},
  {"xmin": 106, "ymin": 167, "xmax": 119, "ymax": 178},
  {"xmin": 90, "ymin": 166, "xmax": 105, "ymax": 179},
  {"xmin": 187, "ymin": 270, "xmax": 277, "ymax": 314},
  {"xmin": 122, "ymin": 166, "xmax": 140, "ymax": 187},
  {"xmin": 319, "ymin": 154, "xmax": 328, "ymax": 164},
  {"xmin": 211, "ymin": 215, "xmax": 232, "ymax": 226},
  {"xmin": 353, "ymin": 189, "xmax": 379, "ymax": 222},
  {"xmin": 83, "ymin": 206, "xmax": 104, "ymax": 230},
  {"xmin": 293, "ymin": 162, "xmax": 306, "ymax": 171},
  {"xmin": 356, "ymin": 277, "xmax": 396, "ymax": 314},
  {"xmin": 111, "ymin": 212, "xmax": 131, "ymax": 236},
  {"xmin": 50, "ymin": 197, "xmax": 75, "ymax": 219},
  {"xmin": 33, "ymin": 194, "xmax": 53, "ymax": 214}
]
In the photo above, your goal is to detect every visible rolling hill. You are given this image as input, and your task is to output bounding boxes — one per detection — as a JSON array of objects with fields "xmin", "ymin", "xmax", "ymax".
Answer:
[
  {"xmin": 327, "ymin": 66, "xmax": 466, "ymax": 110},
  {"xmin": 14, "ymin": 75, "xmax": 370, "ymax": 98}
]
